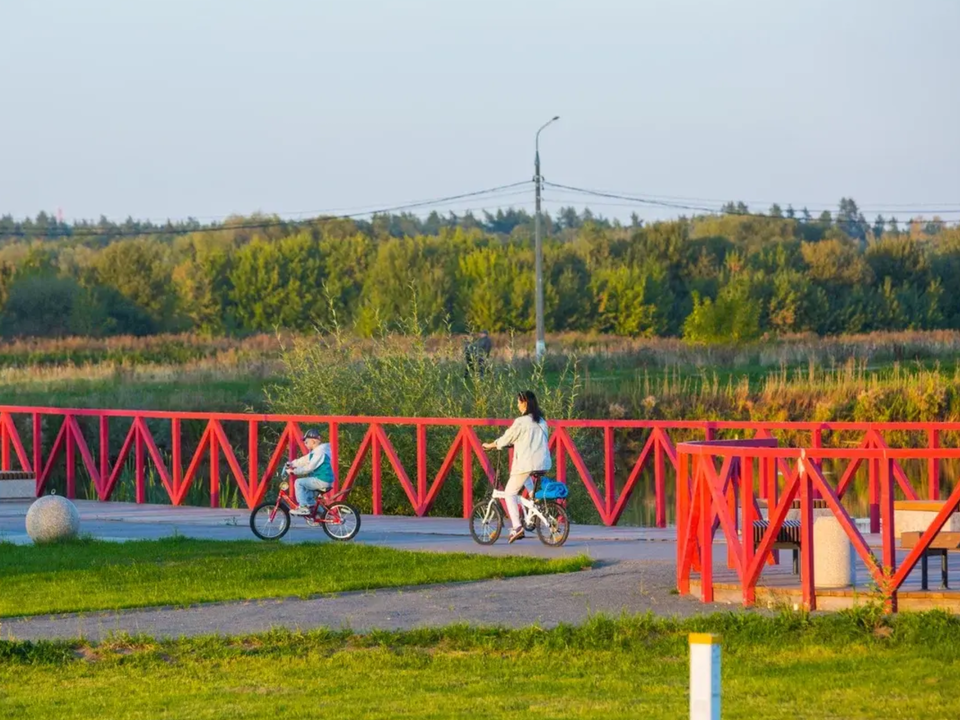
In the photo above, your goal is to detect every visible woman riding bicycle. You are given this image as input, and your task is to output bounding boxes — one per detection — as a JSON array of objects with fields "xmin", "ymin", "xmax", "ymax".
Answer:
[{"xmin": 482, "ymin": 390, "xmax": 551, "ymax": 543}]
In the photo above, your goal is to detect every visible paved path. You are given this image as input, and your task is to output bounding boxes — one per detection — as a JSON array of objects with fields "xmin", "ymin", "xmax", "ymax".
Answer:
[
  {"xmin": 0, "ymin": 499, "xmax": 734, "ymax": 642},
  {"xmin": 0, "ymin": 499, "xmax": 677, "ymax": 562},
  {"xmin": 2, "ymin": 560, "xmax": 739, "ymax": 642}
]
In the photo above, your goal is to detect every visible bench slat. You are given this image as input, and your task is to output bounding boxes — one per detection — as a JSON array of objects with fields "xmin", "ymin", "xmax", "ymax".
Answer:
[{"xmin": 901, "ymin": 531, "xmax": 960, "ymax": 550}]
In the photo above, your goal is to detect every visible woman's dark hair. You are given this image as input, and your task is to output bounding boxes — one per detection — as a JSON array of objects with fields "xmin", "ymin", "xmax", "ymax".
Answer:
[{"xmin": 518, "ymin": 390, "xmax": 544, "ymax": 423}]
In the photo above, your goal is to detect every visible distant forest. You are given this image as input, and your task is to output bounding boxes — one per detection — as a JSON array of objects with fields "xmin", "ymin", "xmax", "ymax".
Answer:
[{"xmin": 0, "ymin": 199, "xmax": 956, "ymax": 343}]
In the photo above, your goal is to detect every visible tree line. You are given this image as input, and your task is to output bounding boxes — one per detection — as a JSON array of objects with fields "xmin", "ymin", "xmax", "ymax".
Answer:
[{"xmin": 0, "ymin": 200, "xmax": 956, "ymax": 343}]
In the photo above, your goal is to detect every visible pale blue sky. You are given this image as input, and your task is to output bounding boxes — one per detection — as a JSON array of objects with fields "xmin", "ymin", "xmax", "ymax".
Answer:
[{"xmin": 2, "ymin": 0, "xmax": 959, "ymax": 224}]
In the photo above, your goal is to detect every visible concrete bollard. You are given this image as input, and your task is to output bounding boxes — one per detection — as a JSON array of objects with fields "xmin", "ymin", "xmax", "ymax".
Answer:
[
  {"xmin": 689, "ymin": 633, "xmax": 721, "ymax": 720},
  {"xmin": 813, "ymin": 515, "xmax": 854, "ymax": 588}
]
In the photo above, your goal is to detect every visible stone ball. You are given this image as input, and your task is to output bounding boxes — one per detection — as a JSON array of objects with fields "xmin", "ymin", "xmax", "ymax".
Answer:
[{"xmin": 25, "ymin": 495, "xmax": 81, "ymax": 543}]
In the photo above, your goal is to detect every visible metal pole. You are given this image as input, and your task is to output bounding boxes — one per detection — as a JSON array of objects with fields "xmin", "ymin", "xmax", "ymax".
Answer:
[{"xmin": 534, "ymin": 116, "xmax": 559, "ymax": 362}]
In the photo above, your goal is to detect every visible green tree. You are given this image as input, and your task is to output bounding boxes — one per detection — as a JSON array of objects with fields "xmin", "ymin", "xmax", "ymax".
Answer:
[
  {"xmin": 0, "ymin": 276, "xmax": 104, "ymax": 338},
  {"xmin": 95, "ymin": 239, "xmax": 177, "ymax": 329},
  {"xmin": 683, "ymin": 275, "xmax": 761, "ymax": 345},
  {"xmin": 592, "ymin": 262, "xmax": 672, "ymax": 337}
]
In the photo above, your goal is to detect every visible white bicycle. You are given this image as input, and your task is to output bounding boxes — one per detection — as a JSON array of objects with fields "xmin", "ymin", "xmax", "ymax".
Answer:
[{"xmin": 469, "ymin": 449, "xmax": 570, "ymax": 547}]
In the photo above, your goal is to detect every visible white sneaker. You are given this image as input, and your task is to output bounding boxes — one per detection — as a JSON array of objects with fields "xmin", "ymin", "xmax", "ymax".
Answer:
[{"xmin": 289, "ymin": 506, "xmax": 312, "ymax": 516}]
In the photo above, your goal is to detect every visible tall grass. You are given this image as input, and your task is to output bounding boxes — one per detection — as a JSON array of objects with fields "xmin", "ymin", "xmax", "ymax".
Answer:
[
  {"xmin": 265, "ymin": 306, "xmax": 582, "ymax": 516},
  {"xmin": 6, "ymin": 328, "xmax": 960, "ymax": 372},
  {"xmin": 11, "ymin": 330, "xmax": 960, "ymax": 523}
]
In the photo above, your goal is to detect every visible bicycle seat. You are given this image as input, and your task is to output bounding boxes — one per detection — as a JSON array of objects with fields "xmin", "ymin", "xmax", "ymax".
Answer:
[{"xmin": 530, "ymin": 471, "xmax": 547, "ymax": 479}]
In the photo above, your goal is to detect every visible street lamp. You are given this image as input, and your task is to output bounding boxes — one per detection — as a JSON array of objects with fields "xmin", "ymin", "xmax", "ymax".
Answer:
[{"xmin": 534, "ymin": 115, "xmax": 559, "ymax": 361}]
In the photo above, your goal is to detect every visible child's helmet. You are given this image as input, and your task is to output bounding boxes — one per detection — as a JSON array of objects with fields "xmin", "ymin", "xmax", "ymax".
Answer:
[{"xmin": 303, "ymin": 428, "xmax": 321, "ymax": 441}]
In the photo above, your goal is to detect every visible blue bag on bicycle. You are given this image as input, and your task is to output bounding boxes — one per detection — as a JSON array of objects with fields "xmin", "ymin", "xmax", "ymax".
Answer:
[{"xmin": 535, "ymin": 479, "xmax": 568, "ymax": 500}]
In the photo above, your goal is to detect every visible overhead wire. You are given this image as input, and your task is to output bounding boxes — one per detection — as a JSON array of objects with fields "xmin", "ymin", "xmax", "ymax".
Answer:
[
  {"xmin": 542, "ymin": 181, "xmax": 960, "ymax": 225},
  {"xmin": 3, "ymin": 177, "xmax": 959, "ymax": 238},
  {"xmin": 0, "ymin": 180, "xmax": 534, "ymax": 239}
]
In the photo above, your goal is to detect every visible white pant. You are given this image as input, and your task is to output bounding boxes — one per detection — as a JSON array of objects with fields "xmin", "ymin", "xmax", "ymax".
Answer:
[
  {"xmin": 503, "ymin": 472, "xmax": 535, "ymax": 531},
  {"xmin": 295, "ymin": 477, "xmax": 332, "ymax": 506}
]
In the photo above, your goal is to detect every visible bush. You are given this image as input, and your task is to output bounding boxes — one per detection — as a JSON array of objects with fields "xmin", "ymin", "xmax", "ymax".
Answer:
[
  {"xmin": 266, "ymin": 305, "xmax": 581, "ymax": 516},
  {"xmin": 0, "ymin": 275, "xmax": 103, "ymax": 338}
]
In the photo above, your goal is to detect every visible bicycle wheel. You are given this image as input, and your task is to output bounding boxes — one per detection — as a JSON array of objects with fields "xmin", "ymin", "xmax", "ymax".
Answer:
[
  {"xmin": 469, "ymin": 500, "xmax": 503, "ymax": 545},
  {"xmin": 250, "ymin": 502, "xmax": 290, "ymax": 541},
  {"xmin": 322, "ymin": 503, "xmax": 361, "ymax": 541},
  {"xmin": 536, "ymin": 501, "xmax": 570, "ymax": 547}
]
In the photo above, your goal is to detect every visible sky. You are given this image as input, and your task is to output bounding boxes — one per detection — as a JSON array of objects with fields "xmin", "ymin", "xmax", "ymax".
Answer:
[{"xmin": 2, "ymin": 0, "xmax": 959, "ymax": 226}]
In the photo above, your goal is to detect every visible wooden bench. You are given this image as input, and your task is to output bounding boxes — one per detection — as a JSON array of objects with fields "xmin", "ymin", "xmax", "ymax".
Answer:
[
  {"xmin": 753, "ymin": 519, "xmax": 802, "ymax": 574},
  {"xmin": 901, "ymin": 531, "xmax": 960, "ymax": 591},
  {"xmin": 0, "ymin": 471, "xmax": 36, "ymax": 500}
]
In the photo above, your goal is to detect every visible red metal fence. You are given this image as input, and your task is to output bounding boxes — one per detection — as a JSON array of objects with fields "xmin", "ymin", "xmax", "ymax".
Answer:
[
  {"xmin": 0, "ymin": 405, "xmax": 956, "ymax": 528},
  {"xmin": 676, "ymin": 439, "xmax": 960, "ymax": 611}
]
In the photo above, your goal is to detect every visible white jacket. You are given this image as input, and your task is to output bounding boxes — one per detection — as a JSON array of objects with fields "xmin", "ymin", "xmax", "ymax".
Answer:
[
  {"xmin": 288, "ymin": 443, "xmax": 333, "ymax": 480},
  {"xmin": 495, "ymin": 415, "xmax": 552, "ymax": 475}
]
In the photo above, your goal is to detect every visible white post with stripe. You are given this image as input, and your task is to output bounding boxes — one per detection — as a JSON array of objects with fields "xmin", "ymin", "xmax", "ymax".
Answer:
[{"xmin": 689, "ymin": 633, "xmax": 721, "ymax": 720}]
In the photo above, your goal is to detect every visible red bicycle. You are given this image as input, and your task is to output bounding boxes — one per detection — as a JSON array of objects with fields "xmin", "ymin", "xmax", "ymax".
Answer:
[{"xmin": 249, "ymin": 470, "xmax": 361, "ymax": 541}]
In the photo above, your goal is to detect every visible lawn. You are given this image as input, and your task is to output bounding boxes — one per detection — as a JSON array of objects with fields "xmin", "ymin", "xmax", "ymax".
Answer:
[
  {"xmin": 1, "ymin": 612, "xmax": 959, "ymax": 719},
  {"xmin": 0, "ymin": 537, "xmax": 589, "ymax": 617}
]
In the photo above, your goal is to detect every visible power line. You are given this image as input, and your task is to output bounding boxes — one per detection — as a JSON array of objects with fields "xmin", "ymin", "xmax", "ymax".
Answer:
[
  {"xmin": 0, "ymin": 181, "xmax": 534, "ymax": 239},
  {"xmin": 541, "ymin": 190, "xmax": 960, "ymax": 220},
  {"xmin": 541, "ymin": 182, "xmax": 960, "ymax": 214},
  {"xmin": 542, "ymin": 181, "xmax": 960, "ymax": 225},
  {"xmin": 4, "ymin": 178, "xmax": 959, "ymax": 239}
]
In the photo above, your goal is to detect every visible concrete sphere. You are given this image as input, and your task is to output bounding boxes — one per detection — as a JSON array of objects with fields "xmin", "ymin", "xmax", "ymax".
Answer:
[{"xmin": 25, "ymin": 495, "xmax": 81, "ymax": 543}]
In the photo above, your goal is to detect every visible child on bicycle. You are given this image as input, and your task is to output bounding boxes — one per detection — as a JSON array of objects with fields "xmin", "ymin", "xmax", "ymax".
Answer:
[
  {"xmin": 482, "ymin": 390, "xmax": 551, "ymax": 543},
  {"xmin": 285, "ymin": 428, "xmax": 335, "ymax": 515}
]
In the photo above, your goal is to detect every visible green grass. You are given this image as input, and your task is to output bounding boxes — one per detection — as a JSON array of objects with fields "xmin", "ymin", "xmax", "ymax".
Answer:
[
  {"xmin": 2, "ymin": 612, "xmax": 959, "ymax": 718},
  {"xmin": 0, "ymin": 375, "xmax": 276, "ymax": 412},
  {"xmin": 0, "ymin": 537, "xmax": 589, "ymax": 617}
]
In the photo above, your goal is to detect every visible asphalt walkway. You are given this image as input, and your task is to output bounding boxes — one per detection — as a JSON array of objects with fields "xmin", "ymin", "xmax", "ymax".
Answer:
[{"xmin": 0, "ymin": 499, "xmax": 733, "ymax": 641}]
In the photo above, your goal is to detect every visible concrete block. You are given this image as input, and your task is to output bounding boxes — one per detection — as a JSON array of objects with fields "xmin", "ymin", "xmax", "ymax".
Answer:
[{"xmin": 0, "ymin": 480, "xmax": 35, "ymax": 500}]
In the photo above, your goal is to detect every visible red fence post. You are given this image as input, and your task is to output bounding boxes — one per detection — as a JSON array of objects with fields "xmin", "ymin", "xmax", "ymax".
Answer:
[
  {"xmin": 698, "ymin": 460, "xmax": 714, "ymax": 603},
  {"xmin": 32, "ymin": 413, "xmax": 41, "ymax": 495},
  {"xmin": 929, "ymin": 429, "xmax": 941, "ymax": 501},
  {"xmin": 416, "ymin": 424, "xmax": 427, "ymax": 511},
  {"xmin": 172, "ymin": 418, "xmax": 182, "ymax": 502},
  {"xmin": 869, "ymin": 454, "xmax": 880, "ymax": 534},
  {"xmin": 798, "ymin": 456, "xmax": 816, "ymax": 611},
  {"xmin": 329, "ymin": 422, "xmax": 340, "ymax": 490},
  {"xmin": 134, "ymin": 419, "xmax": 145, "ymax": 504},
  {"xmin": 99, "ymin": 415, "xmax": 109, "ymax": 499},
  {"xmin": 372, "ymin": 426, "xmax": 383, "ymax": 515},
  {"xmin": 811, "ymin": 428, "xmax": 822, "ymax": 500},
  {"xmin": 880, "ymin": 455, "xmax": 898, "ymax": 612},
  {"xmin": 208, "ymin": 426, "xmax": 219, "ymax": 508},
  {"xmin": 556, "ymin": 433, "xmax": 566, "ymax": 486},
  {"xmin": 248, "ymin": 420, "xmax": 258, "ymax": 502},
  {"xmin": 677, "ymin": 450, "xmax": 690, "ymax": 593},
  {"xmin": 726, "ymin": 459, "xmax": 739, "ymax": 570},
  {"xmin": 462, "ymin": 439, "xmax": 473, "ymax": 519},
  {"xmin": 0, "ymin": 418, "xmax": 8, "ymax": 472},
  {"xmin": 655, "ymin": 435, "xmax": 666, "ymax": 528},
  {"xmin": 65, "ymin": 415, "xmax": 76, "ymax": 498},
  {"xmin": 603, "ymin": 427, "xmax": 615, "ymax": 522},
  {"xmin": 741, "ymin": 454, "xmax": 756, "ymax": 606}
]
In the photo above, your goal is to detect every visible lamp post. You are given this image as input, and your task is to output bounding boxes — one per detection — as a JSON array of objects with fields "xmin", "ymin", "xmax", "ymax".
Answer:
[{"xmin": 534, "ymin": 115, "xmax": 559, "ymax": 361}]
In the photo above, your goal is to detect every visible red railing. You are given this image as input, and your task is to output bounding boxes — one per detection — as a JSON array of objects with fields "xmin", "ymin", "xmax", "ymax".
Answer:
[
  {"xmin": 0, "ymin": 405, "xmax": 955, "ymax": 527},
  {"xmin": 676, "ymin": 439, "xmax": 960, "ymax": 611}
]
